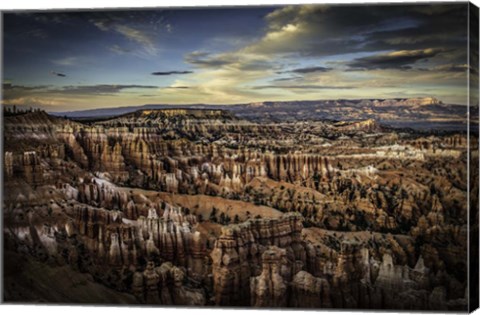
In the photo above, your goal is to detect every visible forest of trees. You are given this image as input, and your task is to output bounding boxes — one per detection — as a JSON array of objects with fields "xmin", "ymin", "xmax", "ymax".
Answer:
[{"xmin": 3, "ymin": 105, "xmax": 43, "ymax": 116}]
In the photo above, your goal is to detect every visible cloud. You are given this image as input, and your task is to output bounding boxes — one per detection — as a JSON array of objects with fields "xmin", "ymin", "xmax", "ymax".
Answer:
[
  {"xmin": 50, "ymin": 71, "xmax": 67, "ymax": 77},
  {"xmin": 113, "ymin": 25, "xmax": 155, "ymax": 53},
  {"xmin": 110, "ymin": 44, "xmax": 132, "ymax": 55},
  {"xmin": 25, "ymin": 12, "xmax": 70, "ymax": 25},
  {"xmin": 432, "ymin": 64, "xmax": 470, "ymax": 73},
  {"xmin": 51, "ymin": 57, "xmax": 78, "ymax": 66},
  {"xmin": 6, "ymin": 5, "xmax": 468, "ymax": 107},
  {"xmin": 2, "ymin": 96, "xmax": 64, "ymax": 107},
  {"xmin": 152, "ymin": 71, "xmax": 193, "ymax": 76},
  {"xmin": 273, "ymin": 77, "xmax": 302, "ymax": 82},
  {"xmin": 179, "ymin": 49, "xmax": 284, "ymax": 104},
  {"xmin": 185, "ymin": 51, "xmax": 236, "ymax": 68},
  {"xmin": 346, "ymin": 48, "xmax": 444, "ymax": 70},
  {"xmin": 185, "ymin": 50, "xmax": 276, "ymax": 72},
  {"xmin": 177, "ymin": 4, "xmax": 468, "ymax": 105},
  {"xmin": 282, "ymin": 66, "xmax": 332, "ymax": 74},
  {"xmin": 89, "ymin": 13, "xmax": 160, "ymax": 56},
  {"xmin": 51, "ymin": 84, "xmax": 158, "ymax": 95},
  {"xmin": 2, "ymin": 83, "xmax": 159, "ymax": 100},
  {"xmin": 21, "ymin": 29, "xmax": 49, "ymax": 39},
  {"xmin": 16, "ymin": 12, "xmax": 167, "ymax": 57},
  {"xmin": 244, "ymin": 4, "xmax": 467, "ymax": 58},
  {"xmin": 3, "ymin": 84, "xmax": 49, "ymax": 91},
  {"xmin": 252, "ymin": 84, "xmax": 354, "ymax": 90},
  {"xmin": 2, "ymin": 85, "xmax": 58, "ymax": 106}
]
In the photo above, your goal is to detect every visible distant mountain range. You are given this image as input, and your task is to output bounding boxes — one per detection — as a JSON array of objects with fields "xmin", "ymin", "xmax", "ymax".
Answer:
[{"xmin": 49, "ymin": 97, "xmax": 477, "ymax": 131}]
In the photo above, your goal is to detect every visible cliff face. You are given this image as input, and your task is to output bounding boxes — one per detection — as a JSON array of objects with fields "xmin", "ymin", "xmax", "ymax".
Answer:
[
  {"xmin": 3, "ymin": 109, "xmax": 471, "ymax": 311},
  {"xmin": 211, "ymin": 213, "xmax": 305, "ymax": 306},
  {"xmin": 71, "ymin": 178, "xmax": 207, "ymax": 273},
  {"xmin": 46, "ymin": 110, "xmax": 343, "ymax": 198}
]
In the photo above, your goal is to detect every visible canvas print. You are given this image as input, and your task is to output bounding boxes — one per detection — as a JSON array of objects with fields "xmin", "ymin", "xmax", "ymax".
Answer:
[{"xmin": 1, "ymin": 2, "xmax": 479, "ymax": 312}]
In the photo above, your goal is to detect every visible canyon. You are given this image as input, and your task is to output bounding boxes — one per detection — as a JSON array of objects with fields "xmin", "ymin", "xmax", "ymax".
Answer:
[{"xmin": 2, "ymin": 101, "xmax": 478, "ymax": 311}]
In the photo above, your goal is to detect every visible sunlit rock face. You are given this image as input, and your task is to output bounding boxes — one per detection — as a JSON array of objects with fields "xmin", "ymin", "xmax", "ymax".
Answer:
[{"xmin": 2, "ymin": 108, "xmax": 474, "ymax": 311}]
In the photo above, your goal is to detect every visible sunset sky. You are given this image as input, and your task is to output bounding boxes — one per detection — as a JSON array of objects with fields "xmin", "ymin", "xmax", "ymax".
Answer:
[{"xmin": 2, "ymin": 3, "xmax": 472, "ymax": 111}]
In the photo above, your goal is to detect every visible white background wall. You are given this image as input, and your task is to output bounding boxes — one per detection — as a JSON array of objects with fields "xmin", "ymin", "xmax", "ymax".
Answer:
[{"xmin": 0, "ymin": 0, "xmax": 479, "ymax": 314}]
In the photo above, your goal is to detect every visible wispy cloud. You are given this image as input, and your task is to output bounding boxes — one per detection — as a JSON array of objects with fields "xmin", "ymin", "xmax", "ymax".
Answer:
[
  {"xmin": 1, "ymin": 83, "xmax": 160, "ymax": 109},
  {"xmin": 164, "ymin": 86, "xmax": 190, "ymax": 89},
  {"xmin": 52, "ymin": 84, "xmax": 158, "ymax": 95},
  {"xmin": 51, "ymin": 56, "xmax": 78, "ymax": 66},
  {"xmin": 252, "ymin": 84, "xmax": 354, "ymax": 90},
  {"xmin": 114, "ymin": 25, "xmax": 155, "ymax": 53},
  {"xmin": 432, "ymin": 63, "xmax": 471, "ymax": 73},
  {"xmin": 2, "ymin": 96, "xmax": 64, "ymax": 107},
  {"xmin": 110, "ymin": 44, "xmax": 132, "ymax": 55},
  {"xmin": 93, "ymin": 20, "xmax": 157, "ymax": 55},
  {"xmin": 347, "ymin": 48, "xmax": 445, "ymax": 70},
  {"xmin": 3, "ymin": 83, "xmax": 158, "ymax": 97},
  {"xmin": 21, "ymin": 29, "xmax": 49, "ymax": 39},
  {"xmin": 152, "ymin": 71, "xmax": 193, "ymax": 76},
  {"xmin": 273, "ymin": 77, "xmax": 303, "ymax": 82}
]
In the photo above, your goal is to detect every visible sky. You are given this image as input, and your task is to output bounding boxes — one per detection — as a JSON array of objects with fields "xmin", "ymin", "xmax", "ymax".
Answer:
[{"xmin": 1, "ymin": 3, "xmax": 474, "ymax": 111}]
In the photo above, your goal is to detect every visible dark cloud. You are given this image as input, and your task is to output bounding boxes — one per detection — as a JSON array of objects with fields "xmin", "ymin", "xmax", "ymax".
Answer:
[
  {"xmin": 346, "ymin": 48, "xmax": 444, "ymax": 70},
  {"xmin": 151, "ymin": 71, "xmax": 193, "ymax": 75},
  {"xmin": 180, "ymin": 4, "xmax": 468, "ymax": 78},
  {"xmin": 2, "ymin": 84, "xmax": 49, "ymax": 91},
  {"xmin": 280, "ymin": 66, "xmax": 332, "ymax": 74},
  {"xmin": 50, "ymin": 71, "xmax": 67, "ymax": 77},
  {"xmin": 252, "ymin": 4, "xmax": 467, "ymax": 60}
]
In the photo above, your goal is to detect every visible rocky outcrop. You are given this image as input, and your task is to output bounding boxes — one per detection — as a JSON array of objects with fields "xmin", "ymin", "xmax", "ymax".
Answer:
[
  {"xmin": 250, "ymin": 246, "xmax": 289, "ymax": 307},
  {"xmin": 132, "ymin": 261, "xmax": 205, "ymax": 305},
  {"xmin": 4, "ymin": 151, "xmax": 14, "ymax": 177},
  {"xmin": 211, "ymin": 213, "xmax": 306, "ymax": 306},
  {"xmin": 290, "ymin": 271, "xmax": 331, "ymax": 308}
]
